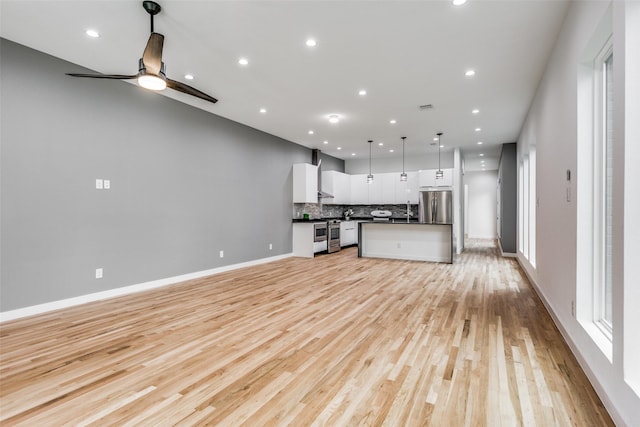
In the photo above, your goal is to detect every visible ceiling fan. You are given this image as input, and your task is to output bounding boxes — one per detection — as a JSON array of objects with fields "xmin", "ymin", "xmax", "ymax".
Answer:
[{"xmin": 67, "ymin": 1, "xmax": 218, "ymax": 104}]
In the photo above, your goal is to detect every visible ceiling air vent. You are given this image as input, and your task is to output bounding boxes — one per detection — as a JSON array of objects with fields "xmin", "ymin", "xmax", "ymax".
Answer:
[{"xmin": 419, "ymin": 104, "xmax": 434, "ymax": 110}]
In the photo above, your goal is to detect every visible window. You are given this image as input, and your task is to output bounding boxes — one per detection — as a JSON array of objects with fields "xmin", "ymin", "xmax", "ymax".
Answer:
[
  {"xmin": 576, "ymin": 27, "xmax": 613, "ymax": 359},
  {"xmin": 523, "ymin": 157, "xmax": 529, "ymax": 259},
  {"xmin": 594, "ymin": 45, "xmax": 613, "ymax": 336},
  {"xmin": 518, "ymin": 163, "xmax": 524, "ymax": 254},
  {"xmin": 528, "ymin": 149, "xmax": 536, "ymax": 267}
]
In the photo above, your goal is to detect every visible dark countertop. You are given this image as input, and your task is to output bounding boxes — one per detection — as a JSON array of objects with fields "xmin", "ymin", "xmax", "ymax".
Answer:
[
  {"xmin": 359, "ymin": 221, "xmax": 450, "ymax": 225},
  {"xmin": 293, "ymin": 217, "xmax": 421, "ymax": 223}
]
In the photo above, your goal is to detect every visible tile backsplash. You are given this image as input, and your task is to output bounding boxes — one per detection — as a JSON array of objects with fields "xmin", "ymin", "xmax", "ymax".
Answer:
[{"xmin": 293, "ymin": 203, "xmax": 418, "ymax": 220}]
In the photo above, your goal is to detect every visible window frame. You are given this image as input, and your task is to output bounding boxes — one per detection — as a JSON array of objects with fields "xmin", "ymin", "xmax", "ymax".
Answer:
[{"xmin": 592, "ymin": 40, "xmax": 613, "ymax": 340}]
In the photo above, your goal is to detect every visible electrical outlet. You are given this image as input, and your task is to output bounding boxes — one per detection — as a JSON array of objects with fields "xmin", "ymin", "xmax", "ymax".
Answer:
[
  {"xmin": 103, "ymin": 179, "xmax": 110, "ymax": 189},
  {"xmin": 219, "ymin": 250, "xmax": 224, "ymax": 258},
  {"xmin": 269, "ymin": 243, "xmax": 273, "ymax": 250},
  {"xmin": 95, "ymin": 268, "xmax": 103, "ymax": 279},
  {"xmin": 96, "ymin": 179, "xmax": 103, "ymax": 189}
]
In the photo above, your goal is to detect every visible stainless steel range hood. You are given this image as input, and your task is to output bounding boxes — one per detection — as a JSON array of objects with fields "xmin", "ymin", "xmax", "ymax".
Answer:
[{"xmin": 312, "ymin": 149, "xmax": 334, "ymax": 199}]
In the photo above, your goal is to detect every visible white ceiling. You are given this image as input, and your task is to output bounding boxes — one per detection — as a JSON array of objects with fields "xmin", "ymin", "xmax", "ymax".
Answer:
[{"xmin": 0, "ymin": 0, "xmax": 569, "ymax": 171}]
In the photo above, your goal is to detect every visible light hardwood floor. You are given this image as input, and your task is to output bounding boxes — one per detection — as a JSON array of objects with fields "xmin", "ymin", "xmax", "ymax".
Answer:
[{"xmin": 0, "ymin": 240, "xmax": 613, "ymax": 426}]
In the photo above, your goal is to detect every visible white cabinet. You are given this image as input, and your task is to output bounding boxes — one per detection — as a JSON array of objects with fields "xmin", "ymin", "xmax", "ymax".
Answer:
[
  {"xmin": 368, "ymin": 175, "xmax": 383, "ymax": 204},
  {"xmin": 381, "ymin": 174, "xmax": 396, "ymax": 204},
  {"xmin": 395, "ymin": 171, "xmax": 419, "ymax": 204},
  {"xmin": 293, "ymin": 163, "xmax": 318, "ymax": 203},
  {"xmin": 350, "ymin": 174, "xmax": 370, "ymax": 204},
  {"xmin": 340, "ymin": 221, "xmax": 357, "ymax": 246},
  {"xmin": 293, "ymin": 223, "xmax": 326, "ymax": 257},
  {"xmin": 419, "ymin": 168, "xmax": 453, "ymax": 188},
  {"xmin": 322, "ymin": 170, "xmax": 350, "ymax": 204},
  {"xmin": 350, "ymin": 172, "xmax": 420, "ymax": 205}
]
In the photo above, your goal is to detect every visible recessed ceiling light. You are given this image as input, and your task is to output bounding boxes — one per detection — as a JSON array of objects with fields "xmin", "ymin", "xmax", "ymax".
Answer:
[
  {"xmin": 433, "ymin": 137, "xmax": 438, "ymax": 141},
  {"xmin": 351, "ymin": 153, "xmax": 356, "ymax": 156},
  {"xmin": 378, "ymin": 142, "xmax": 384, "ymax": 146},
  {"xmin": 85, "ymin": 29, "xmax": 100, "ymax": 38},
  {"xmin": 323, "ymin": 140, "xmax": 329, "ymax": 145},
  {"xmin": 389, "ymin": 119, "xmax": 397, "ymax": 124},
  {"xmin": 479, "ymin": 153, "xmax": 485, "ymax": 157},
  {"xmin": 337, "ymin": 147, "xmax": 342, "ymax": 150},
  {"xmin": 308, "ymin": 130, "xmax": 314, "ymax": 135},
  {"xmin": 389, "ymin": 149, "xmax": 394, "ymax": 153},
  {"xmin": 184, "ymin": 74, "xmax": 194, "ymax": 80},
  {"xmin": 477, "ymin": 141, "xmax": 483, "ymax": 145},
  {"xmin": 465, "ymin": 69, "xmax": 476, "ymax": 77},
  {"xmin": 453, "ymin": 0, "xmax": 467, "ymax": 6},
  {"xmin": 440, "ymin": 145, "xmax": 444, "ymax": 148},
  {"xmin": 358, "ymin": 89, "xmax": 367, "ymax": 96},
  {"xmin": 259, "ymin": 108, "xmax": 267, "ymax": 113},
  {"xmin": 306, "ymin": 39, "xmax": 317, "ymax": 47},
  {"xmin": 472, "ymin": 109, "xmax": 480, "ymax": 114},
  {"xmin": 475, "ymin": 127, "xmax": 481, "ymax": 132},
  {"xmin": 238, "ymin": 58, "xmax": 249, "ymax": 66},
  {"xmin": 328, "ymin": 114, "xmax": 340, "ymax": 124}
]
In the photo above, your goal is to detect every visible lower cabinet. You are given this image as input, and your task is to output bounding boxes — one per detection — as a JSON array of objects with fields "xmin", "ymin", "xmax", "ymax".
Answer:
[
  {"xmin": 340, "ymin": 221, "xmax": 357, "ymax": 246},
  {"xmin": 293, "ymin": 223, "xmax": 326, "ymax": 258}
]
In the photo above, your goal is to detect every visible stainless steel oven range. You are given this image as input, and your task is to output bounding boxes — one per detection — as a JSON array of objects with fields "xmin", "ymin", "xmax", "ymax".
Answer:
[{"xmin": 328, "ymin": 220, "xmax": 341, "ymax": 253}]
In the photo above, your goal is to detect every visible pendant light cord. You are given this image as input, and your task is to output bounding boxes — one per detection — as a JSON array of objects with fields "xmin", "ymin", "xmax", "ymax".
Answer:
[
  {"xmin": 368, "ymin": 140, "xmax": 373, "ymax": 175},
  {"xmin": 402, "ymin": 136, "xmax": 406, "ymax": 174},
  {"xmin": 437, "ymin": 132, "xmax": 443, "ymax": 171}
]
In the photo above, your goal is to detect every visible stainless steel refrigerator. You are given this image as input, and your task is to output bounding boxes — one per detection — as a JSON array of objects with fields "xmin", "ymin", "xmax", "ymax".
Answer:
[{"xmin": 418, "ymin": 190, "xmax": 453, "ymax": 224}]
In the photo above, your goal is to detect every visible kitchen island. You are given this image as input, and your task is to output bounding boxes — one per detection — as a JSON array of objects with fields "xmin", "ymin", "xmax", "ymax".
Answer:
[{"xmin": 358, "ymin": 222, "xmax": 453, "ymax": 263}]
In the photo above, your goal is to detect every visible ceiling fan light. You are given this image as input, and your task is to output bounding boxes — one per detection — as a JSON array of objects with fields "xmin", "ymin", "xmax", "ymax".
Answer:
[{"xmin": 138, "ymin": 74, "xmax": 167, "ymax": 91}]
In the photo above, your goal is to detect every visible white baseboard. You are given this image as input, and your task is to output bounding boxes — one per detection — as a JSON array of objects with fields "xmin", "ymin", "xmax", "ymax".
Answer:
[
  {"xmin": 0, "ymin": 253, "xmax": 293, "ymax": 323},
  {"xmin": 497, "ymin": 239, "xmax": 517, "ymax": 257},
  {"xmin": 515, "ymin": 257, "xmax": 623, "ymax": 426}
]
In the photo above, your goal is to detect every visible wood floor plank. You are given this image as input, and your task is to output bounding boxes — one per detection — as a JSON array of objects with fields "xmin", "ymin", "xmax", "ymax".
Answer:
[{"xmin": 0, "ymin": 240, "xmax": 613, "ymax": 426}]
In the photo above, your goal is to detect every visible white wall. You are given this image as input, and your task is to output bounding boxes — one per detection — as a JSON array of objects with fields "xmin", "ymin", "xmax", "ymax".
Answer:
[
  {"xmin": 516, "ymin": 1, "xmax": 639, "ymax": 425},
  {"xmin": 464, "ymin": 171, "xmax": 497, "ymax": 239}
]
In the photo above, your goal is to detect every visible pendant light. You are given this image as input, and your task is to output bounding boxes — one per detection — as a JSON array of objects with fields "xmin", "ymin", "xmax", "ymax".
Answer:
[
  {"xmin": 400, "ymin": 136, "xmax": 407, "ymax": 181},
  {"xmin": 436, "ymin": 132, "xmax": 444, "ymax": 179},
  {"xmin": 367, "ymin": 140, "xmax": 374, "ymax": 184}
]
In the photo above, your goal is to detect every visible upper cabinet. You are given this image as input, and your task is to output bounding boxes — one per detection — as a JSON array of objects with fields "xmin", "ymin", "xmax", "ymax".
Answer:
[
  {"xmin": 321, "ymin": 170, "xmax": 349, "ymax": 205},
  {"xmin": 419, "ymin": 168, "xmax": 453, "ymax": 188},
  {"xmin": 349, "ymin": 172, "xmax": 419, "ymax": 205},
  {"xmin": 294, "ymin": 166, "xmax": 447, "ymax": 205},
  {"xmin": 395, "ymin": 171, "xmax": 419, "ymax": 204},
  {"xmin": 293, "ymin": 163, "xmax": 318, "ymax": 203},
  {"xmin": 350, "ymin": 174, "xmax": 369, "ymax": 205}
]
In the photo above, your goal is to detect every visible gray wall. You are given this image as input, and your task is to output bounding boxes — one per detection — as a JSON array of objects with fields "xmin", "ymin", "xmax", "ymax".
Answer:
[
  {"xmin": 319, "ymin": 152, "xmax": 344, "ymax": 173},
  {"xmin": 0, "ymin": 39, "xmax": 343, "ymax": 311},
  {"xmin": 498, "ymin": 143, "xmax": 517, "ymax": 253}
]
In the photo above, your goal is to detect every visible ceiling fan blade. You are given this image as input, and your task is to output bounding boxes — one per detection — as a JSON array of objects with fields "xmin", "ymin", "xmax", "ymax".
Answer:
[
  {"xmin": 167, "ymin": 79, "xmax": 218, "ymax": 104},
  {"xmin": 142, "ymin": 33, "xmax": 164, "ymax": 75},
  {"xmin": 67, "ymin": 73, "xmax": 137, "ymax": 80}
]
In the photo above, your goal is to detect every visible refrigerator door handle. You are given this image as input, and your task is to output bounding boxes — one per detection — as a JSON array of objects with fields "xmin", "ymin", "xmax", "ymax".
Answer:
[{"xmin": 431, "ymin": 197, "xmax": 436, "ymax": 223}]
